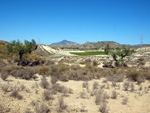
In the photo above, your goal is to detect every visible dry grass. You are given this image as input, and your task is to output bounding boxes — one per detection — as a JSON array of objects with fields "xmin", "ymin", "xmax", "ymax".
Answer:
[
  {"xmin": 123, "ymin": 81, "xmax": 130, "ymax": 91},
  {"xmin": 10, "ymin": 90, "xmax": 23, "ymax": 100},
  {"xmin": 111, "ymin": 90, "xmax": 117, "ymax": 99},
  {"xmin": 99, "ymin": 101, "xmax": 108, "ymax": 113},
  {"xmin": 0, "ymin": 71, "xmax": 9, "ymax": 80},
  {"xmin": 122, "ymin": 97, "xmax": 128, "ymax": 105},
  {"xmin": 40, "ymin": 78, "xmax": 50, "ymax": 89},
  {"xmin": 57, "ymin": 95, "xmax": 67, "ymax": 112},
  {"xmin": 42, "ymin": 89, "xmax": 54, "ymax": 101}
]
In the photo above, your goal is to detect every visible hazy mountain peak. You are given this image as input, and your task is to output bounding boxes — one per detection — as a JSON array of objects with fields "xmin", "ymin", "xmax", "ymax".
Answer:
[{"xmin": 51, "ymin": 40, "xmax": 79, "ymax": 47}]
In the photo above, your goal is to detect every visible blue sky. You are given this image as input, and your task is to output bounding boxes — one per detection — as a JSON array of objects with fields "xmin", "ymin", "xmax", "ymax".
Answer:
[{"xmin": 0, "ymin": 0, "xmax": 150, "ymax": 45}]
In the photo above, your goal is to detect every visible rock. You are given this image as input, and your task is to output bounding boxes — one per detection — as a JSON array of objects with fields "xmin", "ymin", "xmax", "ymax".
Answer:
[
  {"xmin": 33, "ymin": 74, "xmax": 42, "ymax": 81},
  {"xmin": 144, "ymin": 61, "xmax": 150, "ymax": 67}
]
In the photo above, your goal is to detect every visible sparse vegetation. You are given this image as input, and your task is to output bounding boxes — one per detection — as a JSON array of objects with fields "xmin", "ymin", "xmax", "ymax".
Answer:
[
  {"xmin": 40, "ymin": 78, "xmax": 50, "ymax": 89},
  {"xmin": 57, "ymin": 96, "xmax": 67, "ymax": 112},
  {"xmin": 10, "ymin": 90, "xmax": 23, "ymax": 100},
  {"xmin": 70, "ymin": 51, "xmax": 106, "ymax": 56},
  {"xmin": 122, "ymin": 97, "xmax": 128, "ymax": 105},
  {"xmin": 111, "ymin": 90, "xmax": 117, "ymax": 99}
]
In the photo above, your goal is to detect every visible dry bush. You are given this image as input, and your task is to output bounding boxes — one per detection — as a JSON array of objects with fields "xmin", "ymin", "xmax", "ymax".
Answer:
[
  {"xmin": 80, "ymin": 91, "xmax": 88, "ymax": 99},
  {"xmin": 123, "ymin": 81, "xmax": 130, "ymax": 91},
  {"xmin": 85, "ymin": 62, "xmax": 92, "ymax": 70},
  {"xmin": 0, "ymin": 71, "xmax": 9, "ymax": 80},
  {"xmin": 10, "ymin": 90, "xmax": 23, "ymax": 100},
  {"xmin": 70, "ymin": 65, "xmax": 81, "ymax": 71},
  {"xmin": 50, "ymin": 76, "xmax": 58, "ymax": 84},
  {"xmin": 42, "ymin": 89, "xmax": 54, "ymax": 101},
  {"xmin": 122, "ymin": 97, "xmax": 128, "ymax": 105},
  {"xmin": 130, "ymin": 83, "xmax": 134, "ymax": 92},
  {"xmin": 40, "ymin": 78, "xmax": 50, "ymax": 89},
  {"xmin": 95, "ymin": 93, "xmax": 102, "ymax": 105},
  {"xmin": 126, "ymin": 70, "xmax": 142, "ymax": 82},
  {"xmin": 1, "ymin": 84, "xmax": 12, "ymax": 92},
  {"xmin": 93, "ymin": 81, "xmax": 99, "ymax": 90},
  {"xmin": 85, "ymin": 58, "xmax": 91, "ymax": 64},
  {"xmin": 95, "ymin": 90, "xmax": 107, "ymax": 105},
  {"xmin": 139, "ymin": 85, "xmax": 143, "ymax": 91},
  {"xmin": 107, "ymin": 74, "xmax": 124, "ymax": 83},
  {"xmin": 44, "ymin": 60, "xmax": 54, "ymax": 66},
  {"xmin": 20, "ymin": 84, "xmax": 26, "ymax": 91},
  {"xmin": 111, "ymin": 90, "xmax": 117, "ymax": 99},
  {"xmin": 34, "ymin": 102, "xmax": 50, "ymax": 113},
  {"xmin": 51, "ymin": 83, "xmax": 65, "ymax": 93},
  {"xmin": 24, "ymin": 108, "xmax": 33, "ymax": 113},
  {"xmin": 59, "ymin": 74, "xmax": 69, "ymax": 82},
  {"xmin": 0, "ymin": 59, "xmax": 6, "ymax": 68},
  {"xmin": 57, "ymin": 96, "xmax": 67, "ymax": 112},
  {"xmin": 99, "ymin": 101, "xmax": 108, "ymax": 113},
  {"xmin": 103, "ymin": 92, "xmax": 110, "ymax": 100},
  {"xmin": 80, "ymin": 104, "xmax": 88, "ymax": 112},
  {"xmin": 106, "ymin": 83, "xmax": 110, "ymax": 89},
  {"xmin": 92, "ymin": 60, "xmax": 98, "ymax": 66},
  {"xmin": 10, "ymin": 69, "xmax": 27, "ymax": 79},
  {"xmin": 49, "ymin": 65, "xmax": 61, "ymax": 77},
  {"xmin": 82, "ymin": 81, "xmax": 89, "ymax": 90},
  {"xmin": 38, "ymin": 66, "xmax": 50, "ymax": 76}
]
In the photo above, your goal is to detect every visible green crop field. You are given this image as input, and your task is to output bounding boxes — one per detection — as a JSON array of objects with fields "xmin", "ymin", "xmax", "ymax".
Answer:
[{"xmin": 70, "ymin": 51, "xmax": 106, "ymax": 56}]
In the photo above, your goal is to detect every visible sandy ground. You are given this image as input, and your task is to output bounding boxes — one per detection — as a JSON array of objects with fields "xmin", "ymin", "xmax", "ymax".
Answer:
[{"xmin": 0, "ymin": 75, "xmax": 150, "ymax": 113}]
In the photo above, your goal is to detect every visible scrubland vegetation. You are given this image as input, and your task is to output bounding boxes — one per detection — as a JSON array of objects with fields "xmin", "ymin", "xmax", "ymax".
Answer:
[
  {"xmin": 70, "ymin": 51, "xmax": 106, "ymax": 56},
  {"xmin": 0, "ymin": 40, "xmax": 150, "ymax": 113}
]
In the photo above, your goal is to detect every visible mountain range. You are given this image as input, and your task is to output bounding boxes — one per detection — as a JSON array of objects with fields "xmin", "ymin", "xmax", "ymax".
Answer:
[{"xmin": 50, "ymin": 40, "xmax": 150, "ymax": 49}]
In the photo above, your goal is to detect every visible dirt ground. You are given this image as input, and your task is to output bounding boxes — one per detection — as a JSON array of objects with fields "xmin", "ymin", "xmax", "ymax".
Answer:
[{"xmin": 0, "ymin": 75, "xmax": 150, "ymax": 113}]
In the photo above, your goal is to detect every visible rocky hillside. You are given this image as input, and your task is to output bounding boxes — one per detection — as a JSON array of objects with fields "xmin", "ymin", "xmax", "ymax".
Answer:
[{"xmin": 34, "ymin": 45, "xmax": 74, "ymax": 57}]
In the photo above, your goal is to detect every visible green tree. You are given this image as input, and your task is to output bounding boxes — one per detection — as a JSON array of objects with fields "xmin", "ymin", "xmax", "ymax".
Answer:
[
  {"xmin": 104, "ymin": 44, "xmax": 110, "ymax": 54},
  {"xmin": 110, "ymin": 46, "xmax": 134, "ymax": 67},
  {"xmin": 7, "ymin": 39, "xmax": 36, "ymax": 61}
]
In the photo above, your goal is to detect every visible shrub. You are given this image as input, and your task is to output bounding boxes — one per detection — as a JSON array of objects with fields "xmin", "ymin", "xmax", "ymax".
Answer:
[
  {"xmin": 20, "ymin": 84, "xmax": 26, "ymax": 91},
  {"xmin": 123, "ymin": 81, "xmax": 130, "ymax": 91},
  {"xmin": 130, "ymin": 83, "xmax": 134, "ymax": 92},
  {"xmin": 42, "ymin": 89, "xmax": 54, "ymax": 101},
  {"xmin": 10, "ymin": 90, "xmax": 23, "ymax": 100},
  {"xmin": 50, "ymin": 76, "xmax": 58, "ymax": 84},
  {"xmin": 107, "ymin": 74, "xmax": 124, "ymax": 83},
  {"xmin": 34, "ymin": 103, "xmax": 50, "ymax": 113},
  {"xmin": 82, "ymin": 81, "xmax": 89, "ymax": 90},
  {"xmin": 93, "ymin": 81, "xmax": 99, "ymax": 90},
  {"xmin": 70, "ymin": 65, "xmax": 81, "ymax": 70},
  {"xmin": 92, "ymin": 60, "xmax": 98, "ymax": 66},
  {"xmin": 57, "ymin": 96, "xmax": 67, "ymax": 112},
  {"xmin": 111, "ymin": 90, "xmax": 117, "ymax": 99},
  {"xmin": 122, "ymin": 97, "xmax": 128, "ymax": 105},
  {"xmin": 0, "ymin": 71, "xmax": 9, "ymax": 80},
  {"xmin": 51, "ymin": 83, "xmax": 65, "ymax": 93},
  {"xmin": 127, "ymin": 70, "xmax": 140, "ymax": 81},
  {"xmin": 80, "ymin": 91, "xmax": 88, "ymax": 99},
  {"xmin": 24, "ymin": 108, "xmax": 33, "ymax": 113},
  {"xmin": 40, "ymin": 78, "xmax": 50, "ymax": 89},
  {"xmin": 38, "ymin": 66, "xmax": 49, "ymax": 76},
  {"xmin": 1, "ymin": 84, "xmax": 12, "ymax": 92},
  {"xmin": 59, "ymin": 74, "xmax": 69, "ymax": 82},
  {"xmin": 99, "ymin": 101, "xmax": 108, "ymax": 113},
  {"xmin": 95, "ymin": 93, "xmax": 102, "ymax": 105}
]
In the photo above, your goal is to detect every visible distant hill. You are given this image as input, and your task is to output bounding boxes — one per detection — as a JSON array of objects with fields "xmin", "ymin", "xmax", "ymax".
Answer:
[
  {"xmin": 80, "ymin": 41, "xmax": 122, "ymax": 49},
  {"xmin": 0, "ymin": 40, "xmax": 9, "ymax": 45},
  {"xmin": 51, "ymin": 40, "xmax": 79, "ymax": 47},
  {"xmin": 50, "ymin": 40, "xmax": 150, "ymax": 49}
]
